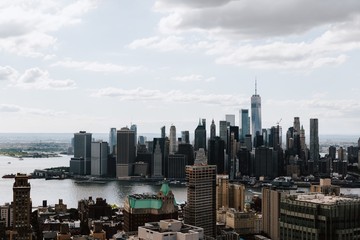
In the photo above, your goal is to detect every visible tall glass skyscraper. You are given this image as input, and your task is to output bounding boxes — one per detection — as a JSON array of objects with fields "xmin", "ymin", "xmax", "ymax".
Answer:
[
  {"xmin": 310, "ymin": 118, "xmax": 319, "ymax": 164},
  {"xmin": 109, "ymin": 127, "xmax": 117, "ymax": 154},
  {"xmin": 251, "ymin": 81, "xmax": 262, "ymax": 138}
]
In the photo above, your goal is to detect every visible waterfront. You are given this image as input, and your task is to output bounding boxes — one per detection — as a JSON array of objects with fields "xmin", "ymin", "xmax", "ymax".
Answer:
[
  {"xmin": 1, "ymin": 154, "xmax": 360, "ymax": 209},
  {"xmin": 0, "ymin": 155, "xmax": 186, "ymax": 208}
]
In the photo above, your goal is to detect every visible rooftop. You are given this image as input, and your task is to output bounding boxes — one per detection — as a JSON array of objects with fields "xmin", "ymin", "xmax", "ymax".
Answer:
[{"xmin": 296, "ymin": 193, "xmax": 360, "ymax": 205}]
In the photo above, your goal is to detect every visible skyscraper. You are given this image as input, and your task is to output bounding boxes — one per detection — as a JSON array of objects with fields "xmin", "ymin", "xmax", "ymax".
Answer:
[
  {"xmin": 70, "ymin": 131, "xmax": 92, "ymax": 175},
  {"xmin": 240, "ymin": 109, "xmax": 250, "ymax": 142},
  {"xmin": 169, "ymin": 125, "xmax": 177, "ymax": 154},
  {"xmin": 12, "ymin": 174, "xmax": 32, "ymax": 240},
  {"xmin": 219, "ymin": 120, "xmax": 228, "ymax": 148},
  {"xmin": 91, "ymin": 141, "xmax": 108, "ymax": 176},
  {"xmin": 225, "ymin": 114, "xmax": 235, "ymax": 126},
  {"xmin": 208, "ymin": 136, "xmax": 225, "ymax": 174},
  {"xmin": 108, "ymin": 128, "xmax": 116, "ymax": 155},
  {"xmin": 194, "ymin": 119, "xmax": 206, "ymax": 151},
  {"xmin": 161, "ymin": 126, "xmax": 166, "ymax": 139},
  {"xmin": 210, "ymin": 119, "xmax": 216, "ymax": 139},
  {"xmin": 310, "ymin": 118, "xmax": 319, "ymax": 165},
  {"xmin": 116, "ymin": 127, "xmax": 136, "ymax": 178},
  {"xmin": 251, "ymin": 81, "xmax": 262, "ymax": 139},
  {"xmin": 181, "ymin": 131, "xmax": 190, "ymax": 144},
  {"xmin": 184, "ymin": 157, "xmax": 216, "ymax": 238},
  {"xmin": 293, "ymin": 117, "xmax": 300, "ymax": 133},
  {"xmin": 130, "ymin": 124, "xmax": 137, "ymax": 147}
]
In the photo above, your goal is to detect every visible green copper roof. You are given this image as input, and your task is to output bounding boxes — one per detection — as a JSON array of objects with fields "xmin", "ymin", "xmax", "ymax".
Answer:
[
  {"xmin": 128, "ymin": 197, "xmax": 162, "ymax": 209},
  {"xmin": 160, "ymin": 182, "xmax": 170, "ymax": 196}
]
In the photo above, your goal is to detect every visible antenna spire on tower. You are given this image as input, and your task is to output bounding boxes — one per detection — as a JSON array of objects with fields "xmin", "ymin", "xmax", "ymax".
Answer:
[{"xmin": 255, "ymin": 77, "xmax": 257, "ymax": 95}]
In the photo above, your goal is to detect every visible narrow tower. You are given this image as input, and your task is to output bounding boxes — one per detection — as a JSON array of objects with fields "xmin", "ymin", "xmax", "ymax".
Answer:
[{"xmin": 251, "ymin": 80, "xmax": 262, "ymax": 141}]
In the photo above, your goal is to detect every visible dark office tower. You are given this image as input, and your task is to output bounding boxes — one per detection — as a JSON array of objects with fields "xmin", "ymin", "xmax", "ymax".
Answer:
[
  {"xmin": 194, "ymin": 119, "xmax": 206, "ymax": 151},
  {"xmin": 167, "ymin": 154, "xmax": 186, "ymax": 179},
  {"xmin": 181, "ymin": 131, "xmax": 190, "ymax": 144},
  {"xmin": 116, "ymin": 127, "xmax": 136, "ymax": 178},
  {"xmin": 244, "ymin": 134, "xmax": 252, "ymax": 151},
  {"xmin": 328, "ymin": 146, "xmax": 336, "ymax": 160},
  {"xmin": 109, "ymin": 128, "xmax": 117, "ymax": 155},
  {"xmin": 219, "ymin": 120, "xmax": 228, "ymax": 148},
  {"xmin": 152, "ymin": 141, "xmax": 163, "ymax": 177},
  {"xmin": 184, "ymin": 163, "xmax": 216, "ymax": 238},
  {"xmin": 254, "ymin": 147, "xmax": 280, "ymax": 178},
  {"xmin": 237, "ymin": 147, "xmax": 252, "ymax": 176},
  {"xmin": 251, "ymin": 80, "xmax": 262, "ymax": 139},
  {"xmin": 269, "ymin": 126, "xmax": 280, "ymax": 150},
  {"xmin": 130, "ymin": 124, "xmax": 137, "ymax": 147},
  {"xmin": 161, "ymin": 126, "xmax": 166, "ymax": 139},
  {"xmin": 169, "ymin": 125, "xmax": 177, "ymax": 154},
  {"xmin": 358, "ymin": 137, "xmax": 360, "ymax": 148},
  {"xmin": 227, "ymin": 126, "xmax": 239, "ymax": 153},
  {"xmin": 71, "ymin": 131, "xmax": 92, "ymax": 175},
  {"xmin": 12, "ymin": 174, "xmax": 32, "ymax": 240},
  {"xmin": 293, "ymin": 117, "xmax": 300, "ymax": 133},
  {"xmin": 262, "ymin": 129, "xmax": 268, "ymax": 147},
  {"xmin": 152, "ymin": 138, "xmax": 169, "ymax": 177},
  {"xmin": 202, "ymin": 118, "xmax": 206, "ymax": 129},
  {"xmin": 91, "ymin": 141, "xmax": 108, "ymax": 176},
  {"xmin": 208, "ymin": 137, "xmax": 225, "ymax": 174},
  {"xmin": 310, "ymin": 118, "xmax": 319, "ymax": 165},
  {"xmin": 177, "ymin": 143, "xmax": 195, "ymax": 166},
  {"xmin": 240, "ymin": 109, "xmax": 250, "ymax": 142},
  {"xmin": 286, "ymin": 127, "xmax": 294, "ymax": 150},
  {"xmin": 210, "ymin": 119, "xmax": 216, "ymax": 139}
]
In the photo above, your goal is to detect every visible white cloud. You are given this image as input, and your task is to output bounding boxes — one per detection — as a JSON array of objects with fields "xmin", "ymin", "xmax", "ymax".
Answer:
[
  {"xmin": 0, "ymin": 66, "xmax": 76, "ymax": 90},
  {"xmin": 128, "ymin": 36, "xmax": 186, "ymax": 52},
  {"xmin": 0, "ymin": 103, "xmax": 64, "ymax": 116},
  {"xmin": 173, "ymin": 74, "xmax": 215, "ymax": 82},
  {"xmin": 51, "ymin": 60, "xmax": 143, "ymax": 73},
  {"xmin": 92, "ymin": 87, "xmax": 247, "ymax": 107},
  {"xmin": 0, "ymin": 0, "xmax": 99, "ymax": 57}
]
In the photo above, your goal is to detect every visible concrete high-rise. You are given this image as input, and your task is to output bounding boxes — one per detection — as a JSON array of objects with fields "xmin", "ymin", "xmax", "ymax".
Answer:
[
  {"xmin": 12, "ymin": 174, "xmax": 32, "ymax": 240},
  {"xmin": 91, "ymin": 141, "xmax": 108, "ymax": 176},
  {"xmin": 240, "ymin": 109, "xmax": 250, "ymax": 142},
  {"xmin": 194, "ymin": 119, "xmax": 206, "ymax": 151},
  {"xmin": 210, "ymin": 119, "xmax": 216, "ymax": 139},
  {"xmin": 310, "ymin": 118, "xmax": 319, "ymax": 165},
  {"xmin": 251, "ymin": 81, "xmax": 262, "ymax": 139},
  {"xmin": 184, "ymin": 159, "xmax": 216, "ymax": 238},
  {"xmin": 116, "ymin": 127, "xmax": 136, "ymax": 178},
  {"xmin": 169, "ymin": 125, "xmax": 177, "ymax": 154},
  {"xmin": 152, "ymin": 141, "xmax": 163, "ymax": 177},
  {"xmin": 300, "ymin": 125, "xmax": 306, "ymax": 151},
  {"xmin": 108, "ymin": 128, "xmax": 116, "ymax": 155}
]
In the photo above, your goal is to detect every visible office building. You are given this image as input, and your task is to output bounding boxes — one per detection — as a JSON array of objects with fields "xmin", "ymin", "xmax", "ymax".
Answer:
[
  {"xmin": 293, "ymin": 117, "xmax": 300, "ymax": 133},
  {"xmin": 167, "ymin": 154, "xmax": 186, "ymax": 179},
  {"xmin": 91, "ymin": 141, "xmax": 108, "ymax": 176},
  {"xmin": 208, "ymin": 137, "xmax": 225, "ymax": 174},
  {"xmin": 194, "ymin": 119, "xmax": 206, "ymax": 151},
  {"xmin": 254, "ymin": 147, "xmax": 279, "ymax": 178},
  {"xmin": 240, "ymin": 109, "xmax": 250, "ymax": 142},
  {"xmin": 169, "ymin": 125, "xmax": 177, "ymax": 154},
  {"xmin": 280, "ymin": 193, "xmax": 360, "ymax": 239},
  {"xmin": 70, "ymin": 131, "xmax": 92, "ymax": 175},
  {"xmin": 216, "ymin": 175, "xmax": 229, "ymax": 209},
  {"xmin": 0, "ymin": 203, "xmax": 13, "ymax": 228},
  {"xmin": 161, "ymin": 126, "xmax": 166, "ymax": 139},
  {"xmin": 108, "ymin": 128, "xmax": 116, "ymax": 155},
  {"xmin": 309, "ymin": 118, "xmax": 319, "ymax": 165},
  {"xmin": 251, "ymin": 81, "xmax": 262, "ymax": 139},
  {"xmin": 116, "ymin": 127, "xmax": 136, "ymax": 178},
  {"xmin": 219, "ymin": 120, "xmax": 228, "ymax": 148},
  {"xmin": 177, "ymin": 143, "xmax": 195, "ymax": 166},
  {"xmin": 181, "ymin": 131, "xmax": 190, "ymax": 144},
  {"xmin": 152, "ymin": 141, "xmax": 163, "ymax": 178},
  {"xmin": 137, "ymin": 219, "xmax": 204, "ymax": 240},
  {"xmin": 262, "ymin": 187, "xmax": 288, "ymax": 240},
  {"xmin": 228, "ymin": 183, "xmax": 245, "ymax": 212},
  {"xmin": 184, "ymin": 159, "xmax": 216, "ymax": 237},
  {"xmin": 12, "ymin": 174, "xmax": 32, "ymax": 240},
  {"xmin": 123, "ymin": 182, "xmax": 178, "ymax": 232},
  {"xmin": 152, "ymin": 138, "xmax": 169, "ymax": 177},
  {"xmin": 225, "ymin": 114, "xmax": 235, "ymax": 126},
  {"xmin": 210, "ymin": 119, "xmax": 216, "ymax": 139}
]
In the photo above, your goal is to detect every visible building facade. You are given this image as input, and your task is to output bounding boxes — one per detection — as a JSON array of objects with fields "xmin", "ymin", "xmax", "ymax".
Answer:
[
  {"xmin": 184, "ymin": 164, "xmax": 216, "ymax": 238},
  {"xmin": 116, "ymin": 127, "xmax": 136, "ymax": 178}
]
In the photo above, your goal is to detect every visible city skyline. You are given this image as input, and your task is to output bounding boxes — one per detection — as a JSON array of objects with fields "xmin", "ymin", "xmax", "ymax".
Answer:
[{"xmin": 0, "ymin": 1, "xmax": 360, "ymax": 134}]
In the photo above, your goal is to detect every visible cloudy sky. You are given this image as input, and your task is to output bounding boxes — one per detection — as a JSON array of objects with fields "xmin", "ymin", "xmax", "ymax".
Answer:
[{"xmin": 0, "ymin": 0, "xmax": 360, "ymax": 137}]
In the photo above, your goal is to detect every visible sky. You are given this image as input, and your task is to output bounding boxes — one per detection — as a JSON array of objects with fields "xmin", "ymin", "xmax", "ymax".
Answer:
[{"xmin": 0, "ymin": 0, "xmax": 360, "ymax": 136}]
